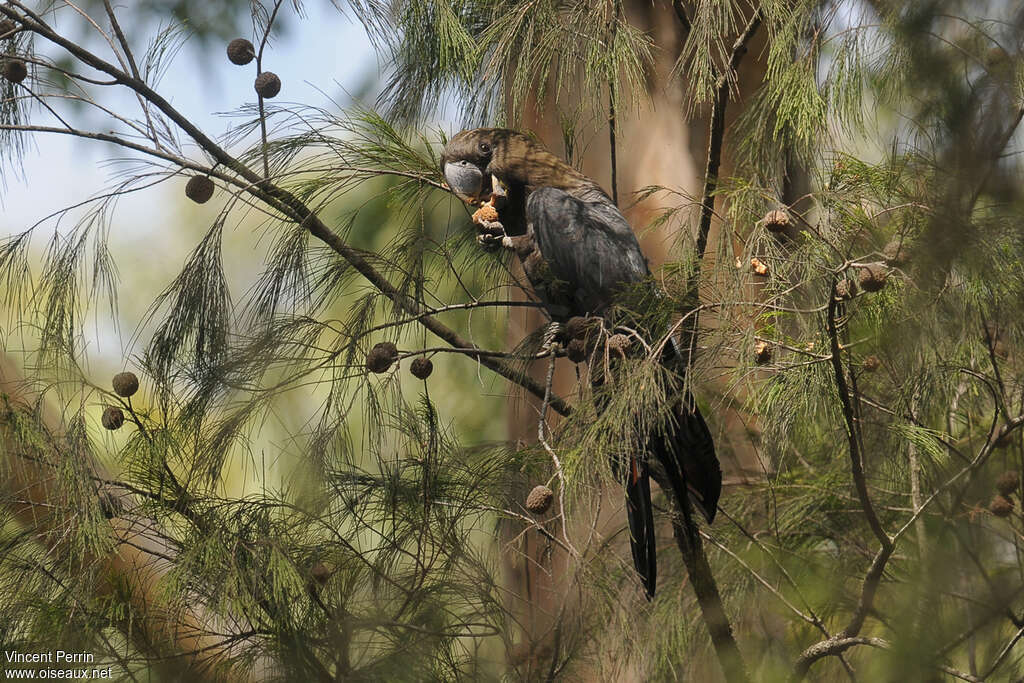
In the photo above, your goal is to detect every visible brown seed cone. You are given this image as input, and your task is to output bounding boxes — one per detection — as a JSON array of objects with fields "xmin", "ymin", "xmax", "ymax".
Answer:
[
  {"xmin": 310, "ymin": 561, "xmax": 332, "ymax": 586},
  {"xmin": 565, "ymin": 316, "xmax": 597, "ymax": 342},
  {"xmin": 525, "ymin": 485, "xmax": 554, "ymax": 514},
  {"xmin": 835, "ymin": 278, "xmax": 858, "ymax": 300},
  {"xmin": 754, "ymin": 341, "xmax": 772, "ymax": 365},
  {"xmin": 857, "ymin": 263, "xmax": 889, "ymax": 292},
  {"xmin": 366, "ymin": 341, "xmax": 398, "ymax": 374},
  {"xmin": 410, "ymin": 357, "xmax": 433, "ymax": 380},
  {"xmin": 862, "ymin": 355, "xmax": 881, "ymax": 372},
  {"xmin": 0, "ymin": 20, "xmax": 17, "ymax": 37},
  {"xmin": 990, "ymin": 495, "xmax": 1014, "ymax": 518},
  {"xmin": 607, "ymin": 333, "xmax": 631, "ymax": 355},
  {"xmin": 996, "ymin": 471, "xmax": 1020, "ymax": 497},
  {"xmin": 185, "ymin": 175, "xmax": 214, "ymax": 204},
  {"xmin": 101, "ymin": 406, "xmax": 125, "ymax": 430},
  {"xmin": 2, "ymin": 58, "xmax": 27, "ymax": 84},
  {"xmin": 566, "ymin": 338, "xmax": 588, "ymax": 363},
  {"xmin": 764, "ymin": 209, "xmax": 791, "ymax": 233},
  {"xmin": 254, "ymin": 71, "xmax": 281, "ymax": 98},
  {"xmin": 112, "ymin": 371, "xmax": 139, "ymax": 398},
  {"xmin": 883, "ymin": 239, "xmax": 910, "ymax": 266},
  {"xmin": 226, "ymin": 38, "xmax": 255, "ymax": 65}
]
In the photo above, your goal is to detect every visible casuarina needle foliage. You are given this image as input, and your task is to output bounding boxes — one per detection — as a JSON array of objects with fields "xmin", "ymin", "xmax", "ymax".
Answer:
[{"xmin": 1, "ymin": 1, "xmax": 1023, "ymax": 682}]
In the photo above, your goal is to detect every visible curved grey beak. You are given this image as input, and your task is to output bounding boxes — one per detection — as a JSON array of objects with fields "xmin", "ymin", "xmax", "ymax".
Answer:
[{"xmin": 443, "ymin": 160, "xmax": 484, "ymax": 205}]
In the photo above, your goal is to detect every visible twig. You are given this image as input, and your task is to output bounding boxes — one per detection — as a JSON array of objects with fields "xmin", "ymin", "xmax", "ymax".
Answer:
[
  {"xmin": 981, "ymin": 625, "xmax": 1024, "ymax": 680},
  {"xmin": 607, "ymin": 2, "xmax": 620, "ymax": 206},
  {"xmin": 537, "ymin": 354, "xmax": 578, "ymax": 558},
  {"xmin": 671, "ymin": 0, "xmax": 692, "ymax": 36},
  {"xmin": 788, "ymin": 286, "xmax": 899, "ymax": 680},
  {"xmin": 356, "ymin": 299, "xmax": 544, "ymax": 337},
  {"xmin": 101, "ymin": 0, "xmax": 159, "ymax": 149},
  {"xmin": 980, "ymin": 316, "xmax": 1009, "ymax": 417},
  {"xmin": 700, "ymin": 530, "xmax": 819, "ymax": 627},
  {"xmin": 0, "ymin": 124, "xmax": 230, "ymax": 182},
  {"xmin": 255, "ymin": 0, "xmax": 285, "ymax": 179},
  {"xmin": 13, "ymin": 81, "xmax": 75, "ymax": 131},
  {"xmin": 791, "ymin": 636, "xmax": 982, "ymax": 682},
  {"xmin": 892, "ymin": 414, "xmax": 1024, "ymax": 546},
  {"xmin": 682, "ymin": 7, "xmax": 762, "ymax": 366},
  {"xmin": 907, "ymin": 393, "xmax": 927, "ymax": 561},
  {"xmin": 608, "ymin": 88, "xmax": 618, "ymax": 206},
  {"xmin": 826, "ymin": 286, "xmax": 891, "ymax": 550},
  {"xmin": 694, "ymin": 9, "xmax": 763, "ymax": 261},
  {"xmin": 649, "ymin": 448, "xmax": 748, "ymax": 679},
  {"xmin": 435, "ymin": 500, "xmax": 573, "ymax": 555},
  {"xmin": 792, "ymin": 636, "xmax": 886, "ymax": 680},
  {"xmin": 400, "ymin": 346, "xmax": 552, "ymax": 361}
]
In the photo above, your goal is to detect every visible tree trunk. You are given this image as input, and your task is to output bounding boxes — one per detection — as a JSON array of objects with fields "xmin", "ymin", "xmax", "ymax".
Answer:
[{"xmin": 502, "ymin": 2, "xmax": 772, "ymax": 678}]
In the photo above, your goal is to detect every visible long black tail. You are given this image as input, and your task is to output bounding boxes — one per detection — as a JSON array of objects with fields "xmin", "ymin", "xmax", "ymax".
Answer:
[
  {"xmin": 623, "ymin": 351, "xmax": 721, "ymax": 599},
  {"xmin": 624, "ymin": 453, "xmax": 657, "ymax": 598}
]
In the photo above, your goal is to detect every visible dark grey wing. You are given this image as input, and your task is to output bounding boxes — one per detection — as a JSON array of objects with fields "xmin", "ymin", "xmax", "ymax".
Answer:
[
  {"xmin": 527, "ymin": 186, "xmax": 721, "ymax": 598},
  {"xmin": 667, "ymin": 394, "xmax": 721, "ymax": 523},
  {"xmin": 661, "ymin": 343, "xmax": 722, "ymax": 523},
  {"xmin": 526, "ymin": 187, "xmax": 649, "ymax": 317}
]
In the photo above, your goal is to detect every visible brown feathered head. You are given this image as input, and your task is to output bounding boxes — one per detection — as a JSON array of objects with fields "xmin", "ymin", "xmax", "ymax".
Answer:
[
  {"xmin": 440, "ymin": 128, "xmax": 517, "ymax": 205},
  {"xmin": 440, "ymin": 128, "xmax": 596, "ymax": 206}
]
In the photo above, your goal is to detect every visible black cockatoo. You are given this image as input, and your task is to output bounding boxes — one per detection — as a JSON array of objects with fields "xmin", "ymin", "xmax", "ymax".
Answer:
[{"xmin": 441, "ymin": 128, "xmax": 720, "ymax": 598}]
